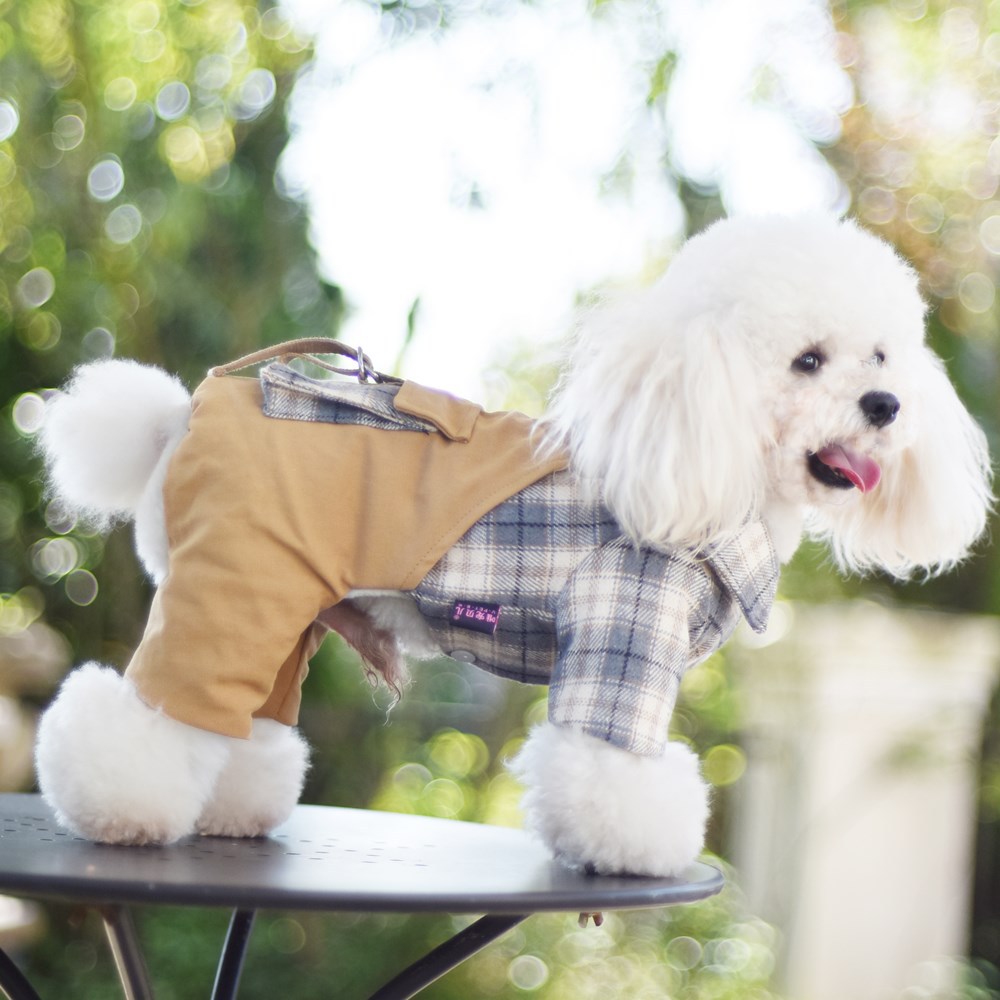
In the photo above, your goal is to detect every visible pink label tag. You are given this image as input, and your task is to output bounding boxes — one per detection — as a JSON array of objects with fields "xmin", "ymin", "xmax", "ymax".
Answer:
[{"xmin": 450, "ymin": 601, "xmax": 501, "ymax": 635}]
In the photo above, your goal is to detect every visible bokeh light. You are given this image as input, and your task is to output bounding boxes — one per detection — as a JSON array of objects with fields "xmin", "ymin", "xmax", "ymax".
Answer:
[
  {"xmin": 104, "ymin": 204, "xmax": 143, "ymax": 244},
  {"xmin": 11, "ymin": 392, "xmax": 45, "ymax": 435},
  {"xmin": 64, "ymin": 570, "xmax": 98, "ymax": 607},
  {"xmin": 87, "ymin": 158, "xmax": 125, "ymax": 201},
  {"xmin": 155, "ymin": 81, "xmax": 191, "ymax": 122},
  {"xmin": 508, "ymin": 954, "xmax": 550, "ymax": 991},
  {"xmin": 104, "ymin": 77, "xmax": 138, "ymax": 111},
  {"xmin": 0, "ymin": 100, "xmax": 18, "ymax": 141},
  {"xmin": 15, "ymin": 268, "xmax": 55, "ymax": 309}
]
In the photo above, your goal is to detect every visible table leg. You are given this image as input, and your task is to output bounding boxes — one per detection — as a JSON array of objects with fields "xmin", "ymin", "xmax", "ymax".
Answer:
[
  {"xmin": 367, "ymin": 913, "xmax": 528, "ymax": 1000},
  {"xmin": 211, "ymin": 909, "xmax": 256, "ymax": 1000},
  {"xmin": 0, "ymin": 946, "xmax": 42, "ymax": 1000},
  {"xmin": 100, "ymin": 906, "xmax": 155, "ymax": 1000}
]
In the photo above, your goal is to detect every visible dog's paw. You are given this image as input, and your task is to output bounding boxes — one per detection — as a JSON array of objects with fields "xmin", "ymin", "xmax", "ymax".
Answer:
[
  {"xmin": 510, "ymin": 723, "xmax": 709, "ymax": 877},
  {"xmin": 35, "ymin": 664, "xmax": 231, "ymax": 845},
  {"xmin": 196, "ymin": 719, "xmax": 310, "ymax": 838}
]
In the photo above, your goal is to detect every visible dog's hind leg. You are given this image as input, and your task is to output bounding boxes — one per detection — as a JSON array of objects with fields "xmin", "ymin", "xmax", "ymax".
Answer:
[
  {"xmin": 196, "ymin": 719, "xmax": 310, "ymax": 838},
  {"xmin": 35, "ymin": 664, "xmax": 232, "ymax": 845}
]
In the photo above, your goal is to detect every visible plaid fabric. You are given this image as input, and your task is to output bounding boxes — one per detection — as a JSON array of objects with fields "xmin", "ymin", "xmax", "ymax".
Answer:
[
  {"xmin": 259, "ymin": 362, "xmax": 780, "ymax": 758},
  {"xmin": 261, "ymin": 363, "xmax": 436, "ymax": 433},
  {"xmin": 412, "ymin": 471, "xmax": 779, "ymax": 756}
]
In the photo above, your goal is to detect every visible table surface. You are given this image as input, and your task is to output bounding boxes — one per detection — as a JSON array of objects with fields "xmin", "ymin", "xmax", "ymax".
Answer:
[{"xmin": 0, "ymin": 794, "xmax": 724, "ymax": 914}]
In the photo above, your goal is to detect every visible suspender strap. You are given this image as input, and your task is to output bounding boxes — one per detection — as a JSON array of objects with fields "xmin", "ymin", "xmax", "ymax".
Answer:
[{"xmin": 208, "ymin": 338, "xmax": 400, "ymax": 384}]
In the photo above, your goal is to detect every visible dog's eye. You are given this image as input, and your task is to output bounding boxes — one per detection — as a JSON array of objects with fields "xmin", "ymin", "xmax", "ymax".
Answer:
[
  {"xmin": 872, "ymin": 350, "xmax": 886, "ymax": 366},
  {"xmin": 792, "ymin": 351, "xmax": 824, "ymax": 374}
]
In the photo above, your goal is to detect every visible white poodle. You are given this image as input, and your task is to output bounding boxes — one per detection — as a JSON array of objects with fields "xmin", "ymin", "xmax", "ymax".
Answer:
[{"xmin": 34, "ymin": 214, "xmax": 992, "ymax": 877}]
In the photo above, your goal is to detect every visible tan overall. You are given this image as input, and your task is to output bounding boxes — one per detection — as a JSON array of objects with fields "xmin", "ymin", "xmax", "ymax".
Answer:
[{"xmin": 125, "ymin": 347, "xmax": 566, "ymax": 739}]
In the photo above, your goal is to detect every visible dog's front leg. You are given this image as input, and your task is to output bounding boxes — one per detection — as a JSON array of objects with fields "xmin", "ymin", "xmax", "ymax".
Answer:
[
  {"xmin": 511, "ymin": 724, "xmax": 709, "ymax": 877},
  {"xmin": 510, "ymin": 541, "xmax": 714, "ymax": 876},
  {"xmin": 35, "ymin": 664, "xmax": 233, "ymax": 845}
]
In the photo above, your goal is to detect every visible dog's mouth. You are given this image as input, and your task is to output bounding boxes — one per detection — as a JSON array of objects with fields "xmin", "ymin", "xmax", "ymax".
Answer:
[{"xmin": 807, "ymin": 444, "xmax": 881, "ymax": 493}]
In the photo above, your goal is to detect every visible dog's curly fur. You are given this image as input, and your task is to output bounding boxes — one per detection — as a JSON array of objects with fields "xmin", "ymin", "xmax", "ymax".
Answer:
[
  {"xmin": 543, "ymin": 214, "xmax": 991, "ymax": 573},
  {"xmin": 34, "ymin": 214, "xmax": 993, "ymax": 875}
]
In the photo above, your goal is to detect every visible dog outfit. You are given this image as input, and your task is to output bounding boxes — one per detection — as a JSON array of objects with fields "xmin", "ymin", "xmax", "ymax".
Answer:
[
  {"xmin": 125, "ymin": 349, "xmax": 779, "ymax": 755},
  {"xmin": 411, "ymin": 476, "xmax": 777, "ymax": 755}
]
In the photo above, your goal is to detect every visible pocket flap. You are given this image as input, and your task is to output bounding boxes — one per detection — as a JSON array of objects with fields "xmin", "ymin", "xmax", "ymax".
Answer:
[
  {"xmin": 394, "ymin": 382, "xmax": 481, "ymax": 442},
  {"xmin": 260, "ymin": 363, "xmax": 436, "ymax": 433}
]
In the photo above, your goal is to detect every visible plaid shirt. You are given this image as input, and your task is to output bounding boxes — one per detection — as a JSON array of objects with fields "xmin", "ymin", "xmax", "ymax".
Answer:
[
  {"xmin": 263, "ymin": 364, "xmax": 780, "ymax": 757},
  {"xmin": 410, "ymin": 471, "xmax": 778, "ymax": 756}
]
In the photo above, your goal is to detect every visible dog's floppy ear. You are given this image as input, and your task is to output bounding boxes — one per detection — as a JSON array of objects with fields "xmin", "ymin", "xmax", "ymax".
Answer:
[
  {"xmin": 543, "ymin": 287, "xmax": 769, "ymax": 550},
  {"xmin": 812, "ymin": 348, "xmax": 993, "ymax": 578}
]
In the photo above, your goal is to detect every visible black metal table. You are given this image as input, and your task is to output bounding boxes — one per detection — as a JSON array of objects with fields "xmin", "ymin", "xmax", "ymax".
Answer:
[{"xmin": 0, "ymin": 793, "xmax": 723, "ymax": 999}]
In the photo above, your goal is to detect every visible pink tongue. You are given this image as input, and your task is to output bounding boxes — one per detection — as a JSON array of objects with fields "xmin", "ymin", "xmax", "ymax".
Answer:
[{"xmin": 817, "ymin": 444, "xmax": 881, "ymax": 493}]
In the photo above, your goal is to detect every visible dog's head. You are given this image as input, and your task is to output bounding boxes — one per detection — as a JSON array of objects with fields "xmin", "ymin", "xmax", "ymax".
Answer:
[{"xmin": 545, "ymin": 214, "xmax": 993, "ymax": 578}]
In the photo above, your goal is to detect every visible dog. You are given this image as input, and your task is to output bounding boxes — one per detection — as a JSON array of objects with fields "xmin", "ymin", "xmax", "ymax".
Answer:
[{"xmin": 34, "ymin": 214, "xmax": 993, "ymax": 876}]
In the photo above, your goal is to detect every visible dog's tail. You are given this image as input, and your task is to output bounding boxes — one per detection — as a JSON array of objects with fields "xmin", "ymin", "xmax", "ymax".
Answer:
[{"xmin": 40, "ymin": 360, "xmax": 191, "ymax": 525}]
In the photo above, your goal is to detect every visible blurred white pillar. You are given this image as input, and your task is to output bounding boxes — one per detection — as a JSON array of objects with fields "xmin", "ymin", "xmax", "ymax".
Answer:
[{"xmin": 729, "ymin": 601, "xmax": 1000, "ymax": 1000}]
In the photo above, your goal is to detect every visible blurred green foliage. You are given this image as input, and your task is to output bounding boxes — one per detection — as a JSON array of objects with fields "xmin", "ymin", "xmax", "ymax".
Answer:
[
  {"xmin": 3, "ymin": 0, "xmax": 1000, "ymax": 998},
  {"xmin": 0, "ymin": 0, "xmax": 345, "ymax": 667},
  {"xmin": 797, "ymin": 0, "xmax": 1000, "ymax": 616},
  {"xmin": 15, "ymin": 880, "xmax": 783, "ymax": 1000}
]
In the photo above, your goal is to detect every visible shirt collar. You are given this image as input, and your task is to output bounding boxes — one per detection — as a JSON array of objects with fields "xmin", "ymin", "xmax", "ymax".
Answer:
[{"xmin": 702, "ymin": 520, "xmax": 780, "ymax": 634}]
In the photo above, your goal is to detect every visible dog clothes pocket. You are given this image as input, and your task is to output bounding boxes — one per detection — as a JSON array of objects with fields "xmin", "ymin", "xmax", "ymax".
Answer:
[
  {"xmin": 261, "ymin": 362, "xmax": 438, "ymax": 433},
  {"xmin": 260, "ymin": 362, "xmax": 484, "ymax": 442}
]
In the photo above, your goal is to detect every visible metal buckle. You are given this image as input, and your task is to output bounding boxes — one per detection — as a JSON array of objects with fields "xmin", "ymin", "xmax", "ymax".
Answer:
[{"xmin": 356, "ymin": 346, "xmax": 373, "ymax": 383}]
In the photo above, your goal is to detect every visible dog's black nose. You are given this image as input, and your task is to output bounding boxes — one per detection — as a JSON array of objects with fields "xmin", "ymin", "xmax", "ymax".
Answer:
[{"xmin": 860, "ymin": 390, "xmax": 900, "ymax": 428}]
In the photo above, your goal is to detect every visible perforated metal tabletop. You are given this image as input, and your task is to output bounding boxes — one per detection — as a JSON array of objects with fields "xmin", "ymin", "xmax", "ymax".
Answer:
[
  {"xmin": 0, "ymin": 794, "xmax": 724, "ymax": 999},
  {"xmin": 0, "ymin": 794, "xmax": 722, "ymax": 912}
]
